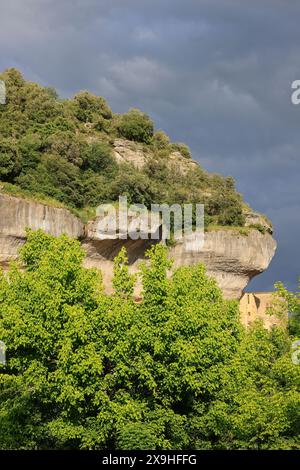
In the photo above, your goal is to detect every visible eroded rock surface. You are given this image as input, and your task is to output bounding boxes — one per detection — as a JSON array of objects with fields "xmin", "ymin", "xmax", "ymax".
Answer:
[
  {"xmin": 0, "ymin": 192, "xmax": 277, "ymax": 299},
  {"xmin": 168, "ymin": 229, "xmax": 276, "ymax": 299},
  {"xmin": 0, "ymin": 193, "xmax": 84, "ymax": 266},
  {"xmin": 113, "ymin": 139, "xmax": 199, "ymax": 174}
]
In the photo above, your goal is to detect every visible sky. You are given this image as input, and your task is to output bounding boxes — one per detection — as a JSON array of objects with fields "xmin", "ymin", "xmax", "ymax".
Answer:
[{"xmin": 0, "ymin": 0, "xmax": 300, "ymax": 292}]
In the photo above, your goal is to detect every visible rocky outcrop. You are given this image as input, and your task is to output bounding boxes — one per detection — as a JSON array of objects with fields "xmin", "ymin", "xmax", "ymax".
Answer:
[
  {"xmin": 244, "ymin": 209, "xmax": 273, "ymax": 234},
  {"xmin": 113, "ymin": 139, "xmax": 199, "ymax": 174},
  {"xmin": 168, "ymin": 229, "xmax": 276, "ymax": 299},
  {"xmin": 113, "ymin": 139, "xmax": 149, "ymax": 169},
  {"xmin": 0, "ymin": 193, "xmax": 84, "ymax": 267},
  {"xmin": 0, "ymin": 192, "xmax": 277, "ymax": 299}
]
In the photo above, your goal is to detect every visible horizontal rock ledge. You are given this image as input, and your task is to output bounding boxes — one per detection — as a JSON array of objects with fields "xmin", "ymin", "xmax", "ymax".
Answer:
[{"xmin": 0, "ymin": 193, "xmax": 276, "ymax": 299}]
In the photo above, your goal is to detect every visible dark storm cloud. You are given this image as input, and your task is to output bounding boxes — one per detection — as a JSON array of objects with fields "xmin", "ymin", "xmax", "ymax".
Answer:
[{"xmin": 1, "ymin": 0, "xmax": 300, "ymax": 291}]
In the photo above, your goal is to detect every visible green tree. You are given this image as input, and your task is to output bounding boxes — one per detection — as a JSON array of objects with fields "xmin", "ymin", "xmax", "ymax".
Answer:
[
  {"xmin": 82, "ymin": 142, "xmax": 117, "ymax": 174},
  {"xmin": 0, "ymin": 137, "xmax": 21, "ymax": 180},
  {"xmin": 274, "ymin": 281, "xmax": 300, "ymax": 336},
  {"xmin": 73, "ymin": 91, "xmax": 113, "ymax": 122},
  {"xmin": 17, "ymin": 154, "xmax": 84, "ymax": 207},
  {"xmin": 117, "ymin": 109, "xmax": 154, "ymax": 144},
  {"xmin": 18, "ymin": 133, "xmax": 42, "ymax": 173},
  {"xmin": 0, "ymin": 231, "xmax": 239, "ymax": 449},
  {"xmin": 0, "ymin": 231, "xmax": 299, "ymax": 450},
  {"xmin": 113, "ymin": 247, "xmax": 135, "ymax": 299},
  {"xmin": 109, "ymin": 164, "xmax": 158, "ymax": 207},
  {"xmin": 193, "ymin": 323, "xmax": 300, "ymax": 449}
]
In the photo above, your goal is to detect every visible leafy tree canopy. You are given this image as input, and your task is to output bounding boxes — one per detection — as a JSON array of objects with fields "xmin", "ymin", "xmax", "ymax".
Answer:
[{"xmin": 0, "ymin": 231, "xmax": 298, "ymax": 449}]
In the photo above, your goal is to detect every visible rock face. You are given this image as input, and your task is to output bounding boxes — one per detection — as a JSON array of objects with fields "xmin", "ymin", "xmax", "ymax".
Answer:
[
  {"xmin": 0, "ymin": 192, "xmax": 277, "ymax": 299},
  {"xmin": 113, "ymin": 139, "xmax": 148, "ymax": 169},
  {"xmin": 0, "ymin": 193, "xmax": 84, "ymax": 267},
  {"xmin": 113, "ymin": 138, "xmax": 199, "ymax": 175},
  {"xmin": 168, "ymin": 230, "xmax": 276, "ymax": 299},
  {"xmin": 244, "ymin": 208, "xmax": 273, "ymax": 234}
]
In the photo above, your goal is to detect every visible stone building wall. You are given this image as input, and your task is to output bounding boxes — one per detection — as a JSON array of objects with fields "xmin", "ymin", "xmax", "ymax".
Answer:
[{"xmin": 240, "ymin": 292, "xmax": 287, "ymax": 329}]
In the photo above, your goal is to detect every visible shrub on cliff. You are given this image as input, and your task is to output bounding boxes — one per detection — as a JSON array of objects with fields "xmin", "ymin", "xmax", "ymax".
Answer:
[
  {"xmin": 116, "ymin": 109, "xmax": 154, "ymax": 144},
  {"xmin": 82, "ymin": 142, "xmax": 117, "ymax": 174},
  {"xmin": 170, "ymin": 142, "xmax": 192, "ymax": 159},
  {"xmin": 206, "ymin": 190, "xmax": 245, "ymax": 227},
  {"xmin": 108, "ymin": 164, "xmax": 159, "ymax": 207},
  {"xmin": 152, "ymin": 130, "xmax": 170, "ymax": 150},
  {"xmin": 73, "ymin": 91, "xmax": 113, "ymax": 122}
]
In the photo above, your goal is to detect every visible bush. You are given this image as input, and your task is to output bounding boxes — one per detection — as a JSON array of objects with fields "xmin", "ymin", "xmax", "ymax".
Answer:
[
  {"xmin": 152, "ymin": 130, "xmax": 170, "ymax": 149},
  {"xmin": 81, "ymin": 172, "xmax": 111, "ymax": 207},
  {"xmin": 170, "ymin": 142, "xmax": 192, "ymax": 159},
  {"xmin": 82, "ymin": 142, "xmax": 116, "ymax": 174},
  {"xmin": 73, "ymin": 91, "xmax": 113, "ymax": 122},
  {"xmin": 17, "ymin": 154, "xmax": 84, "ymax": 207},
  {"xmin": 217, "ymin": 204, "xmax": 245, "ymax": 227},
  {"xmin": 45, "ymin": 131, "xmax": 85, "ymax": 167},
  {"xmin": 117, "ymin": 109, "xmax": 154, "ymax": 144},
  {"xmin": 22, "ymin": 82, "xmax": 61, "ymax": 125},
  {"xmin": 18, "ymin": 133, "xmax": 42, "ymax": 173},
  {"xmin": 249, "ymin": 223, "xmax": 267, "ymax": 234},
  {"xmin": 0, "ymin": 137, "xmax": 21, "ymax": 180},
  {"xmin": 207, "ymin": 192, "xmax": 245, "ymax": 227},
  {"xmin": 109, "ymin": 165, "xmax": 158, "ymax": 207}
]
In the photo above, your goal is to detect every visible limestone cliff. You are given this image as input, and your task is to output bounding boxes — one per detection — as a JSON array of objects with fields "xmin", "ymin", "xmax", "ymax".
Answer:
[
  {"xmin": 0, "ymin": 193, "xmax": 84, "ymax": 268},
  {"xmin": 0, "ymin": 192, "xmax": 276, "ymax": 299},
  {"xmin": 168, "ymin": 230, "xmax": 276, "ymax": 298}
]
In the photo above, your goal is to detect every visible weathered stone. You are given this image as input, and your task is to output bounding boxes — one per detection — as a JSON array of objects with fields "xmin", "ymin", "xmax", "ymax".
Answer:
[
  {"xmin": 168, "ymin": 229, "xmax": 276, "ymax": 299},
  {"xmin": 113, "ymin": 139, "xmax": 148, "ymax": 169},
  {"xmin": 240, "ymin": 292, "xmax": 287, "ymax": 329},
  {"xmin": 244, "ymin": 209, "xmax": 273, "ymax": 233},
  {"xmin": 0, "ymin": 192, "xmax": 277, "ymax": 299},
  {"xmin": 0, "ymin": 193, "xmax": 84, "ymax": 265},
  {"xmin": 112, "ymin": 139, "xmax": 199, "ymax": 175}
]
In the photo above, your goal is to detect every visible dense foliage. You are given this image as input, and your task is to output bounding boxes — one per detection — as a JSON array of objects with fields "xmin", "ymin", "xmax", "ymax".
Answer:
[
  {"xmin": 275, "ymin": 281, "xmax": 300, "ymax": 337},
  {"xmin": 0, "ymin": 68, "xmax": 245, "ymax": 226},
  {"xmin": 116, "ymin": 109, "xmax": 154, "ymax": 144},
  {"xmin": 0, "ymin": 231, "xmax": 299, "ymax": 450}
]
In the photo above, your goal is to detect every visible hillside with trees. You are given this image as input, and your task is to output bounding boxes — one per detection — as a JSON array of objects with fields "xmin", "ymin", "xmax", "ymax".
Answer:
[{"xmin": 0, "ymin": 68, "xmax": 247, "ymax": 227}]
